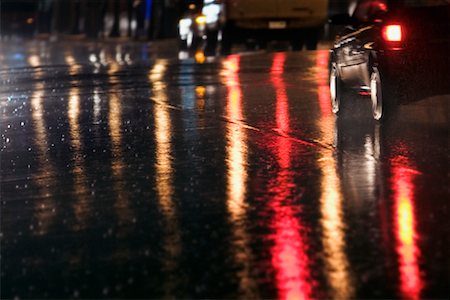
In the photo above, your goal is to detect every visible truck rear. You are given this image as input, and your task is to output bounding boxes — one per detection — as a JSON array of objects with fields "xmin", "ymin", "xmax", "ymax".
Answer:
[{"xmin": 203, "ymin": 0, "xmax": 329, "ymax": 54}]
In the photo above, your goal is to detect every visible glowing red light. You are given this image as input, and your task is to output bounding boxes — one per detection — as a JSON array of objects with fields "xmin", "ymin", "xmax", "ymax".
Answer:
[
  {"xmin": 383, "ymin": 24, "xmax": 402, "ymax": 42},
  {"xmin": 391, "ymin": 156, "xmax": 423, "ymax": 300},
  {"xmin": 269, "ymin": 53, "xmax": 313, "ymax": 300}
]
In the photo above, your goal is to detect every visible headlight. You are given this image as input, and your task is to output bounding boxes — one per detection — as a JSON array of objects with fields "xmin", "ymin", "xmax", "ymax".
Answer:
[
  {"xmin": 179, "ymin": 18, "xmax": 192, "ymax": 36},
  {"xmin": 195, "ymin": 15, "xmax": 207, "ymax": 25},
  {"xmin": 179, "ymin": 18, "xmax": 192, "ymax": 28}
]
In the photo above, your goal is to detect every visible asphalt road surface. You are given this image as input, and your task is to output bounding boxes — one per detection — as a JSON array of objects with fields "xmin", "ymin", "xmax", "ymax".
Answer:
[{"xmin": 1, "ymin": 40, "xmax": 449, "ymax": 299}]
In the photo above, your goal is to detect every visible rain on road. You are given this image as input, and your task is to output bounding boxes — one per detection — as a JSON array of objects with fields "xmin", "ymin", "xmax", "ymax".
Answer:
[{"xmin": 1, "ymin": 41, "xmax": 448, "ymax": 299}]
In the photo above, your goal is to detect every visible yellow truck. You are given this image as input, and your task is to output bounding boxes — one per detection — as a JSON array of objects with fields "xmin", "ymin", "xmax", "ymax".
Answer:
[{"xmin": 201, "ymin": 0, "xmax": 329, "ymax": 54}]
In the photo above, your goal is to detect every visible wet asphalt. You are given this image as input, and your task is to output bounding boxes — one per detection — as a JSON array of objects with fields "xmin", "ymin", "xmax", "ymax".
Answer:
[{"xmin": 0, "ymin": 40, "xmax": 449, "ymax": 299}]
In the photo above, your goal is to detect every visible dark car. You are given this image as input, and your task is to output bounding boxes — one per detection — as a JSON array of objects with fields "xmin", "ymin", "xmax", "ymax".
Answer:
[
  {"xmin": 0, "ymin": 0, "xmax": 38, "ymax": 38},
  {"xmin": 178, "ymin": 2, "xmax": 206, "ymax": 51},
  {"xmin": 329, "ymin": 0, "xmax": 450, "ymax": 120}
]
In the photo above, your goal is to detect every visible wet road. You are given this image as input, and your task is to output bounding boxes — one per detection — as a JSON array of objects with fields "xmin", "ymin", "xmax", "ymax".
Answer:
[{"xmin": 1, "ymin": 40, "xmax": 449, "ymax": 299}]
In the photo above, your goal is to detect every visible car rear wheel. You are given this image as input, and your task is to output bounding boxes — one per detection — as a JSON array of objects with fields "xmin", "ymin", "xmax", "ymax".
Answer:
[
  {"xmin": 330, "ymin": 62, "xmax": 345, "ymax": 115},
  {"xmin": 370, "ymin": 67, "xmax": 383, "ymax": 120},
  {"xmin": 204, "ymin": 30, "xmax": 218, "ymax": 56}
]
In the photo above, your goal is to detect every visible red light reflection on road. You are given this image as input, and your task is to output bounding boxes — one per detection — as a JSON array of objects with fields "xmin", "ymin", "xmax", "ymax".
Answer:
[
  {"xmin": 392, "ymin": 156, "xmax": 423, "ymax": 300},
  {"xmin": 315, "ymin": 51, "xmax": 331, "ymax": 117},
  {"xmin": 271, "ymin": 53, "xmax": 290, "ymax": 170},
  {"xmin": 269, "ymin": 53, "xmax": 312, "ymax": 300}
]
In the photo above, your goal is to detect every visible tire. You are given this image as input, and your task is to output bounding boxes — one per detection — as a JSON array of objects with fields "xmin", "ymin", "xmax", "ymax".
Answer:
[
  {"xmin": 291, "ymin": 38, "xmax": 304, "ymax": 51},
  {"xmin": 370, "ymin": 66, "xmax": 398, "ymax": 121},
  {"xmin": 330, "ymin": 62, "xmax": 346, "ymax": 115},
  {"xmin": 204, "ymin": 30, "xmax": 218, "ymax": 56},
  {"xmin": 305, "ymin": 36, "xmax": 318, "ymax": 50},
  {"xmin": 189, "ymin": 35, "xmax": 203, "ymax": 52},
  {"xmin": 220, "ymin": 24, "xmax": 234, "ymax": 55},
  {"xmin": 179, "ymin": 37, "xmax": 188, "ymax": 51}
]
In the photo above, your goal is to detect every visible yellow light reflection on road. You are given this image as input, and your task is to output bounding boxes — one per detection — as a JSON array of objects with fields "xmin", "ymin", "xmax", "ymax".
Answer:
[
  {"xmin": 316, "ymin": 51, "xmax": 354, "ymax": 300},
  {"xmin": 150, "ymin": 60, "xmax": 181, "ymax": 298},
  {"xmin": 28, "ymin": 54, "xmax": 40, "ymax": 68},
  {"xmin": 31, "ymin": 83, "xmax": 55, "ymax": 235},
  {"xmin": 68, "ymin": 87, "xmax": 90, "ymax": 231},
  {"xmin": 222, "ymin": 55, "xmax": 258, "ymax": 299},
  {"xmin": 318, "ymin": 156, "xmax": 354, "ymax": 300},
  {"xmin": 195, "ymin": 85, "xmax": 206, "ymax": 128},
  {"xmin": 65, "ymin": 52, "xmax": 81, "ymax": 75},
  {"xmin": 108, "ymin": 92, "xmax": 133, "ymax": 229}
]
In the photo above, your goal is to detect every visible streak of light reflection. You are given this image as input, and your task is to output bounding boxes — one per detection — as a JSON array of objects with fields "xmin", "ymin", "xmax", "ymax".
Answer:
[
  {"xmin": 392, "ymin": 156, "xmax": 423, "ymax": 300},
  {"xmin": 150, "ymin": 60, "xmax": 181, "ymax": 297},
  {"xmin": 223, "ymin": 55, "xmax": 259, "ymax": 299},
  {"xmin": 269, "ymin": 53, "xmax": 312, "ymax": 300},
  {"xmin": 30, "ymin": 83, "xmax": 56, "ymax": 235},
  {"xmin": 68, "ymin": 86, "xmax": 90, "ymax": 231},
  {"xmin": 109, "ymin": 92, "xmax": 133, "ymax": 229},
  {"xmin": 65, "ymin": 52, "xmax": 81, "ymax": 75},
  {"xmin": 315, "ymin": 50, "xmax": 354, "ymax": 300}
]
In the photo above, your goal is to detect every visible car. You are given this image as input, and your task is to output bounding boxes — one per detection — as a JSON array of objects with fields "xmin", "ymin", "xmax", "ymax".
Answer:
[
  {"xmin": 329, "ymin": 0, "xmax": 450, "ymax": 120},
  {"xmin": 201, "ymin": 0, "xmax": 329, "ymax": 55},
  {"xmin": 0, "ymin": 0, "xmax": 38, "ymax": 38},
  {"xmin": 178, "ymin": 3, "xmax": 206, "ymax": 51}
]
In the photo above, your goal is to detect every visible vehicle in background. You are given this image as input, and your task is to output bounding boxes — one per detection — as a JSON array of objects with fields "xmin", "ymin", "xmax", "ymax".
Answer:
[
  {"xmin": 202, "ymin": 0, "xmax": 329, "ymax": 55},
  {"xmin": 329, "ymin": 0, "xmax": 450, "ymax": 121},
  {"xmin": 0, "ymin": 0, "xmax": 38, "ymax": 38},
  {"xmin": 178, "ymin": 3, "xmax": 206, "ymax": 51}
]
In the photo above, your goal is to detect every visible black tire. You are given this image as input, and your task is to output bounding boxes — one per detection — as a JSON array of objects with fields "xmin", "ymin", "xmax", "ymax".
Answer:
[
  {"xmin": 189, "ymin": 36, "xmax": 203, "ymax": 52},
  {"xmin": 370, "ymin": 66, "xmax": 398, "ymax": 121},
  {"xmin": 204, "ymin": 30, "xmax": 218, "ymax": 56},
  {"xmin": 305, "ymin": 36, "xmax": 318, "ymax": 50},
  {"xmin": 220, "ymin": 24, "xmax": 234, "ymax": 55},
  {"xmin": 330, "ymin": 62, "xmax": 347, "ymax": 115},
  {"xmin": 179, "ymin": 37, "xmax": 188, "ymax": 51},
  {"xmin": 305, "ymin": 28, "xmax": 319, "ymax": 50},
  {"xmin": 291, "ymin": 38, "xmax": 304, "ymax": 51}
]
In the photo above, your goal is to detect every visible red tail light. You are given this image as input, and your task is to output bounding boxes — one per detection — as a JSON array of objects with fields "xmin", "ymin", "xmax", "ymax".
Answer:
[{"xmin": 382, "ymin": 24, "xmax": 403, "ymax": 42}]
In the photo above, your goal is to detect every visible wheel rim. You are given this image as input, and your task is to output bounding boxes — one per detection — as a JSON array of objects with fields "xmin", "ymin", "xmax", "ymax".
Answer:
[
  {"xmin": 370, "ymin": 68, "xmax": 383, "ymax": 120},
  {"xmin": 330, "ymin": 64, "xmax": 339, "ymax": 114}
]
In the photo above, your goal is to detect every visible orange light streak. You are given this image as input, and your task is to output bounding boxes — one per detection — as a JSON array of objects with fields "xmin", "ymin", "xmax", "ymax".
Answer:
[
  {"xmin": 223, "ymin": 55, "xmax": 258, "ymax": 298},
  {"xmin": 315, "ymin": 51, "xmax": 332, "ymax": 117}
]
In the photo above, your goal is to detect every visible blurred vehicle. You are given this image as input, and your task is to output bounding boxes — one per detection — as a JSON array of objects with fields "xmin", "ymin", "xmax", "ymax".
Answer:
[
  {"xmin": 202, "ymin": 0, "xmax": 329, "ymax": 55},
  {"xmin": 329, "ymin": 0, "xmax": 450, "ymax": 120},
  {"xmin": 178, "ymin": 3, "xmax": 206, "ymax": 51},
  {"xmin": 0, "ymin": 0, "xmax": 38, "ymax": 38}
]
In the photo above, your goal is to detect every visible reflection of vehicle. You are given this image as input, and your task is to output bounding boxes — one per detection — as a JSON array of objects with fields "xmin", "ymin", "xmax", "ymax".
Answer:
[
  {"xmin": 329, "ymin": 0, "xmax": 450, "ymax": 120},
  {"xmin": 178, "ymin": 3, "xmax": 206, "ymax": 51},
  {"xmin": 203, "ymin": 0, "xmax": 329, "ymax": 55},
  {"xmin": 0, "ymin": 0, "xmax": 38, "ymax": 37}
]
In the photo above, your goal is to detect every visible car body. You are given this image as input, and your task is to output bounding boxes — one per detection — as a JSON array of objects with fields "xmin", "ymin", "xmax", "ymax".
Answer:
[
  {"xmin": 201, "ymin": 0, "xmax": 329, "ymax": 55},
  {"xmin": 0, "ymin": 0, "xmax": 38, "ymax": 38},
  {"xmin": 329, "ymin": 0, "xmax": 450, "ymax": 120},
  {"xmin": 178, "ymin": 3, "xmax": 207, "ymax": 51}
]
